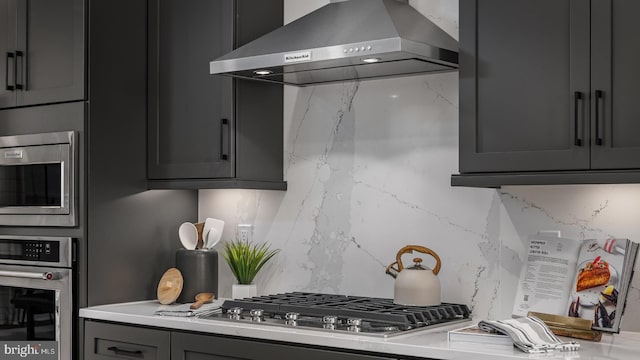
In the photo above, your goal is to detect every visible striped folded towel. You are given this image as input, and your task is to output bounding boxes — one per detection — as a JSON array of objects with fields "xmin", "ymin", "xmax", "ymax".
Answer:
[
  {"xmin": 154, "ymin": 300, "xmax": 223, "ymax": 317},
  {"xmin": 478, "ymin": 316, "xmax": 580, "ymax": 353}
]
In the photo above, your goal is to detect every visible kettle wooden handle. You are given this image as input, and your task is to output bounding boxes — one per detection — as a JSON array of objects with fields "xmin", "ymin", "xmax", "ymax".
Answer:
[{"xmin": 395, "ymin": 245, "xmax": 441, "ymax": 275}]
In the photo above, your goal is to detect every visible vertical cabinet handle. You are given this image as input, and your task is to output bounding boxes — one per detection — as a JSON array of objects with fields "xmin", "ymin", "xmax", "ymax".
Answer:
[
  {"xmin": 573, "ymin": 91, "xmax": 583, "ymax": 146},
  {"xmin": 5, "ymin": 52, "xmax": 14, "ymax": 91},
  {"xmin": 14, "ymin": 51, "xmax": 23, "ymax": 90},
  {"xmin": 220, "ymin": 118, "xmax": 230, "ymax": 160},
  {"xmin": 595, "ymin": 90, "xmax": 603, "ymax": 146}
]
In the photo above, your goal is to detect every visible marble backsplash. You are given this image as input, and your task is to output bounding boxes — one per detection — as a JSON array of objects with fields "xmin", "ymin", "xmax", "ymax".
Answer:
[{"xmin": 199, "ymin": 0, "xmax": 640, "ymax": 331}]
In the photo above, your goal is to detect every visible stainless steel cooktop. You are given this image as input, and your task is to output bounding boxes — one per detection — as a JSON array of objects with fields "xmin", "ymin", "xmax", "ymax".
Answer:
[{"xmin": 202, "ymin": 292, "xmax": 471, "ymax": 337}]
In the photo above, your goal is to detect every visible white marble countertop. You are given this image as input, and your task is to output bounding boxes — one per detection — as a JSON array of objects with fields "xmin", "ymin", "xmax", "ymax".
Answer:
[{"xmin": 80, "ymin": 300, "xmax": 640, "ymax": 360}]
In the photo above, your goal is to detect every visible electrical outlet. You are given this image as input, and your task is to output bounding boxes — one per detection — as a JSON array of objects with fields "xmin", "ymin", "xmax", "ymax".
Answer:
[{"xmin": 237, "ymin": 224, "xmax": 253, "ymax": 242}]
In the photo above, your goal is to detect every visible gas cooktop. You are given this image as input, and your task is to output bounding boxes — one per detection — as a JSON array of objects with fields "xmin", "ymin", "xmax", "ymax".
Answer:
[{"xmin": 202, "ymin": 292, "xmax": 471, "ymax": 337}]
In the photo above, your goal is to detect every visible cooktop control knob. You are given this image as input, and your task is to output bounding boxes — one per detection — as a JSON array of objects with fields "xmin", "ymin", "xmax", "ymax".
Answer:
[
  {"xmin": 249, "ymin": 309, "xmax": 264, "ymax": 322},
  {"xmin": 285, "ymin": 312, "xmax": 299, "ymax": 321},
  {"xmin": 227, "ymin": 307, "xmax": 243, "ymax": 316},
  {"xmin": 322, "ymin": 315, "xmax": 338, "ymax": 325},
  {"xmin": 227, "ymin": 307, "xmax": 242, "ymax": 320},
  {"xmin": 347, "ymin": 318, "xmax": 362, "ymax": 326},
  {"xmin": 347, "ymin": 325, "xmax": 361, "ymax": 333}
]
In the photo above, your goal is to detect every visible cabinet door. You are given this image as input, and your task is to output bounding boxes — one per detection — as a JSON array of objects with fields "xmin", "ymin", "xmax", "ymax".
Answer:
[
  {"xmin": 590, "ymin": 0, "xmax": 640, "ymax": 169},
  {"xmin": 171, "ymin": 332, "xmax": 394, "ymax": 360},
  {"xmin": 85, "ymin": 321, "xmax": 170, "ymax": 360},
  {"xmin": 0, "ymin": 0, "xmax": 16, "ymax": 108},
  {"xmin": 15, "ymin": 0, "xmax": 84, "ymax": 106},
  {"xmin": 459, "ymin": 0, "xmax": 590, "ymax": 173},
  {"xmin": 148, "ymin": 0, "xmax": 234, "ymax": 180}
]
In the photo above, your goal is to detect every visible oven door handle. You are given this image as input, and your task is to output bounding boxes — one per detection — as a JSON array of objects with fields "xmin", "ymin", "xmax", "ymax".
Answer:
[{"xmin": 0, "ymin": 270, "xmax": 60, "ymax": 280}]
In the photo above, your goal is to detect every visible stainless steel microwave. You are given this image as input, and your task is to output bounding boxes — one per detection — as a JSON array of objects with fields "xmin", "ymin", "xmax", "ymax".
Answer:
[{"xmin": 0, "ymin": 131, "xmax": 76, "ymax": 227}]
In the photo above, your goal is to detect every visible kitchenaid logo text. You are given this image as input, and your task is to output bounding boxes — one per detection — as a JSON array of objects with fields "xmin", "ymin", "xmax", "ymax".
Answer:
[
  {"xmin": 2, "ymin": 342, "xmax": 57, "ymax": 359},
  {"xmin": 284, "ymin": 51, "xmax": 312, "ymax": 63},
  {"xmin": 4, "ymin": 150, "xmax": 23, "ymax": 159}
]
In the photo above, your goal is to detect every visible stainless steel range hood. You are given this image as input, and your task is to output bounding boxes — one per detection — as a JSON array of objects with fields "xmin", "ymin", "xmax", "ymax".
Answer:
[{"xmin": 209, "ymin": 0, "xmax": 458, "ymax": 86}]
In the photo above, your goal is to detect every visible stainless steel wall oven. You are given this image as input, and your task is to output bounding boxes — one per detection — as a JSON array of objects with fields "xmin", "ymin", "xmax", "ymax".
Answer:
[
  {"xmin": 0, "ymin": 235, "xmax": 75, "ymax": 359},
  {"xmin": 0, "ymin": 131, "xmax": 76, "ymax": 227}
]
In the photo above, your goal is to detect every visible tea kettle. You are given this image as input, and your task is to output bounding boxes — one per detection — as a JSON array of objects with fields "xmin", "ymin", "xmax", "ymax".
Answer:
[{"xmin": 385, "ymin": 245, "xmax": 442, "ymax": 306}]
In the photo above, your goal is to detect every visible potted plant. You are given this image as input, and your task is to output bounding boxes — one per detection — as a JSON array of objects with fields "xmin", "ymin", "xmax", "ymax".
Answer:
[{"xmin": 221, "ymin": 239, "xmax": 280, "ymax": 299}]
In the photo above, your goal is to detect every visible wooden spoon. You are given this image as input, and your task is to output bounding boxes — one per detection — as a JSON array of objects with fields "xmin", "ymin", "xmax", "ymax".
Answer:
[{"xmin": 190, "ymin": 292, "xmax": 214, "ymax": 309}]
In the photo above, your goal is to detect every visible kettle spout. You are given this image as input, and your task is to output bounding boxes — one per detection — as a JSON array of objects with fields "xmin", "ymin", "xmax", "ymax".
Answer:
[{"xmin": 385, "ymin": 261, "xmax": 400, "ymax": 279}]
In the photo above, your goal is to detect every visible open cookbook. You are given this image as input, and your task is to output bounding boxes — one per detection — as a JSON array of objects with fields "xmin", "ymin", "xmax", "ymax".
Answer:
[{"xmin": 513, "ymin": 232, "xmax": 639, "ymax": 332}]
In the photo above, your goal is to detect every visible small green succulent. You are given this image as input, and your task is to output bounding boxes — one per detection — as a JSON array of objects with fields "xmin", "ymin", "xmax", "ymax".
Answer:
[{"xmin": 221, "ymin": 240, "xmax": 280, "ymax": 285}]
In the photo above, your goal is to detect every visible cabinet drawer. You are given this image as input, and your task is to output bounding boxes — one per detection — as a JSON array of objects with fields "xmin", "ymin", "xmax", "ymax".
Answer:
[
  {"xmin": 172, "ymin": 331, "xmax": 394, "ymax": 360},
  {"xmin": 84, "ymin": 321, "xmax": 170, "ymax": 360}
]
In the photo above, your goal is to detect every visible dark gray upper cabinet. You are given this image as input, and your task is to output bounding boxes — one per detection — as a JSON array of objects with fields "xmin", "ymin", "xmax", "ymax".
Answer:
[
  {"xmin": 459, "ymin": 0, "xmax": 590, "ymax": 173},
  {"xmin": 0, "ymin": 0, "xmax": 84, "ymax": 109},
  {"xmin": 590, "ymin": 0, "xmax": 640, "ymax": 169},
  {"xmin": 148, "ymin": 0, "xmax": 286, "ymax": 190},
  {"xmin": 0, "ymin": 0, "xmax": 17, "ymax": 108},
  {"xmin": 455, "ymin": 0, "xmax": 640, "ymax": 187},
  {"xmin": 148, "ymin": 0, "xmax": 234, "ymax": 181}
]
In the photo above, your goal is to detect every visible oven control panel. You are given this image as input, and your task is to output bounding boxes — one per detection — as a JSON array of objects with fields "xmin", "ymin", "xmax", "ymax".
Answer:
[
  {"xmin": 0, "ymin": 239, "xmax": 60, "ymax": 263},
  {"xmin": 22, "ymin": 241, "xmax": 59, "ymax": 262}
]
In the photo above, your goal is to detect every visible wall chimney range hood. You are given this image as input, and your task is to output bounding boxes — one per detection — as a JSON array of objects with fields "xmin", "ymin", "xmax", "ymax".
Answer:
[{"xmin": 209, "ymin": 0, "xmax": 459, "ymax": 86}]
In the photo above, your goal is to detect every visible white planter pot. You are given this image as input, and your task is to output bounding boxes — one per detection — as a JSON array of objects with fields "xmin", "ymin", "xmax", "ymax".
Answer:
[{"xmin": 232, "ymin": 283, "xmax": 257, "ymax": 299}]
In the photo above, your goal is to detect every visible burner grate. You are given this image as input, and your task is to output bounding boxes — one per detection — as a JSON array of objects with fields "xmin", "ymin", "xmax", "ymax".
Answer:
[{"xmin": 222, "ymin": 292, "xmax": 470, "ymax": 326}]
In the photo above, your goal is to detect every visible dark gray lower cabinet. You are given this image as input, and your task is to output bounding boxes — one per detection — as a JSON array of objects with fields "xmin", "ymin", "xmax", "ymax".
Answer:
[
  {"xmin": 84, "ymin": 321, "xmax": 170, "ymax": 360},
  {"xmin": 171, "ymin": 331, "xmax": 394, "ymax": 360},
  {"xmin": 84, "ymin": 321, "xmax": 400, "ymax": 360}
]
